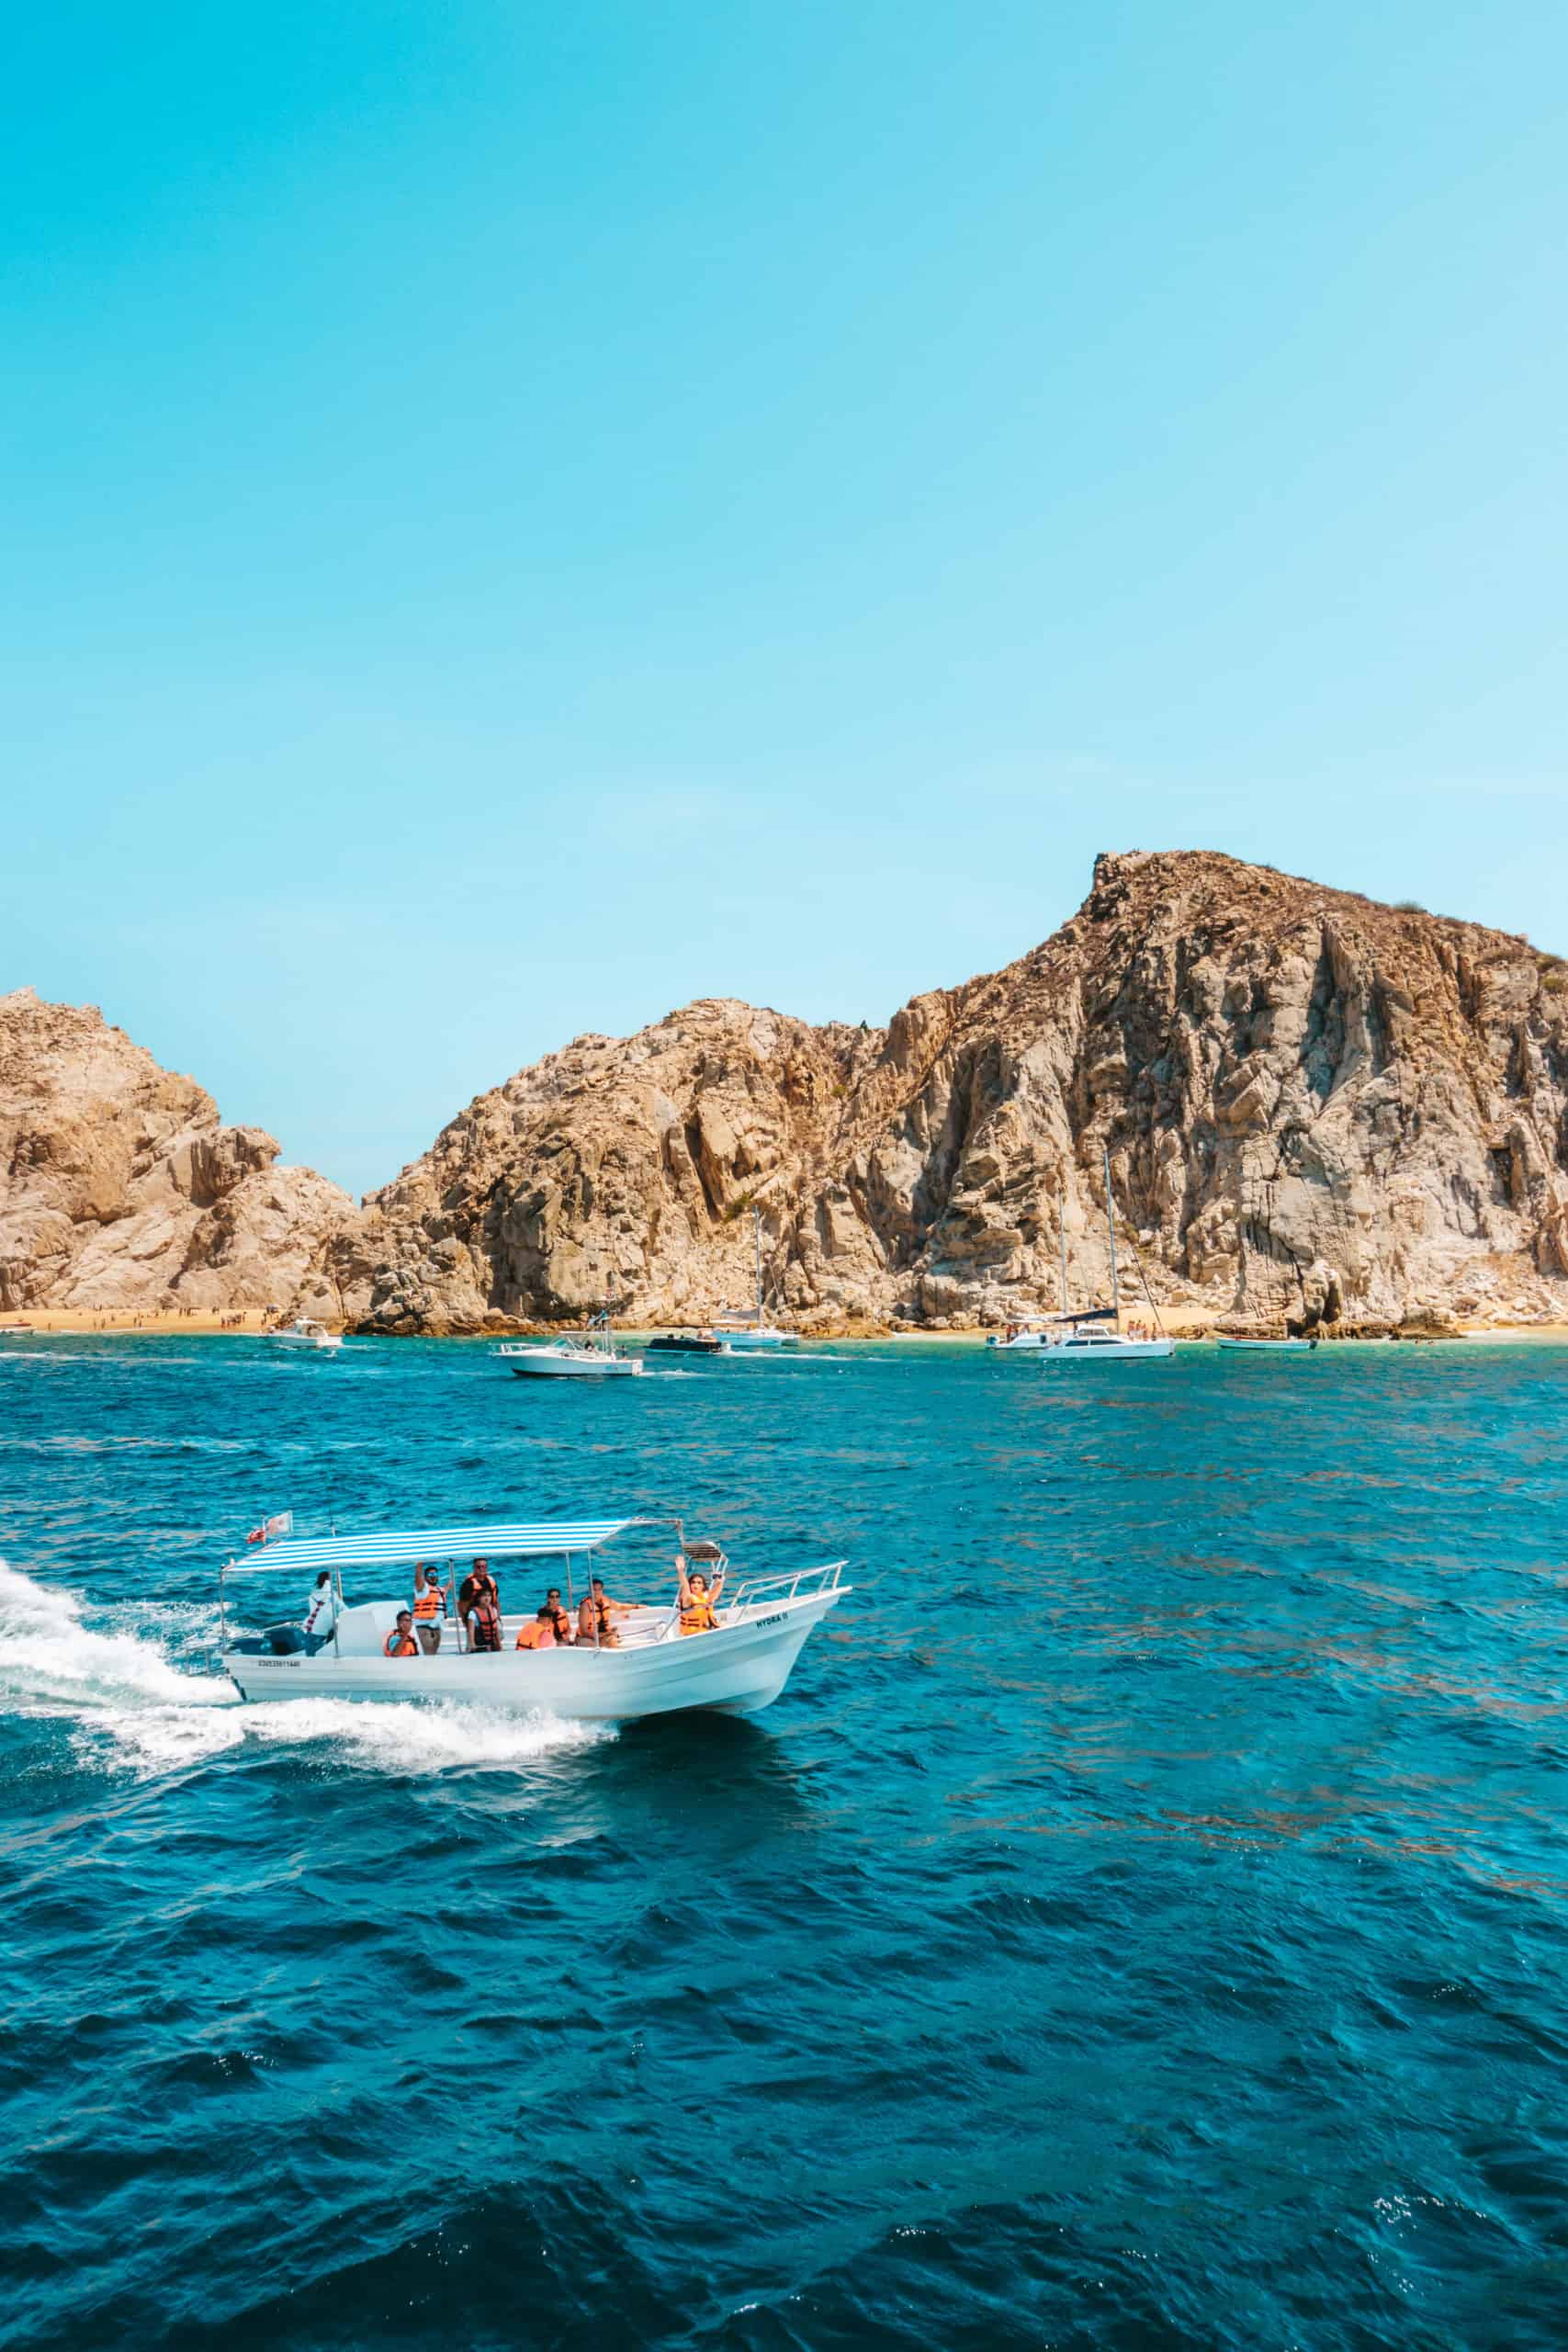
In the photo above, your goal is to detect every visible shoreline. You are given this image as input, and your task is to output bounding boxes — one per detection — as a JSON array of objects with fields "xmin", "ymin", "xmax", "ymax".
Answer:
[{"xmin": 5, "ymin": 1308, "xmax": 1568, "ymax": 1344}]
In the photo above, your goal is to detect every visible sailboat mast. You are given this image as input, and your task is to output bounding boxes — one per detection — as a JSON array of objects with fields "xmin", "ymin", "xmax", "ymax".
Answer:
[
  {"xmin": 753, "ymin": 1205, "xmax": 764, "ymax": 1330},
  {"xmin": 1102, "ymin": 1146, "xmax": 1120, "ymax": 1326},
  {"xmin": 1058, "ymin": 1190, "xmax": 1069, "ymax": 1314}
]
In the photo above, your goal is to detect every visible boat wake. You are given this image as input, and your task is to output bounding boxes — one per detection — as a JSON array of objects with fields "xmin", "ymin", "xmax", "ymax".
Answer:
[{"xmin": 0, "ymin": 1557, "xmax": 614, "ymax": 1778}]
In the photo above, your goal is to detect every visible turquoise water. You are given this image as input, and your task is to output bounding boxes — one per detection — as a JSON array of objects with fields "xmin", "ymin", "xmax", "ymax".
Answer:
[{"xmin": 2, "ymin": 1334, "xmax": 1566, "ymax": 2349}]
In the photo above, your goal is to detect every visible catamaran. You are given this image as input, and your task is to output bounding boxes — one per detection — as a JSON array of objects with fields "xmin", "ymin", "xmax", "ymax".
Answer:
[
  {"xmin": 497, "ymin": 1314, "xmax": 644, "ymax": 1380},
  {"xmin": 1036, "ymin": 1150, "xmax": 1173, "ymax": 1363},
  {"xmin": 714, "ymin": 1209, "xmax": 800, "ymax": 1350},
  {"xmin": 220, "ymin": 1516, "xmax": 847, "ymax": 1720}
]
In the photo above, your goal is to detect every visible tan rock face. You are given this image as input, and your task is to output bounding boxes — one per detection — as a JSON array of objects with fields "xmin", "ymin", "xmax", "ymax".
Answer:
[
  {"xmin": 7, "ymin": 853, "xmax": 1568, "ymax": 1332},
  {"xmin": 0, "ymin": 989, "xmax": 359, "ymax": 1317},
  {"xmin": 339, "ymin": 853, "xmax": 1568, "ymax": 1332}
]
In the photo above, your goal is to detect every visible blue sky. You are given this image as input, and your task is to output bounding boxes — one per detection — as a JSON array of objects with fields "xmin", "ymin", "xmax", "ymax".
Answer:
[{"xmin": 5, "ymin": 0, "xmax": 1564, "ymax": 1195}]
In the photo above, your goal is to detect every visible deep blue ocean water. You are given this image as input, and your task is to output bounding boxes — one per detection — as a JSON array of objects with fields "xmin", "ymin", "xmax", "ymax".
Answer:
[{"xmin": 2, "ymin": 1333, "xmax": 1567, "ymax": 2350}]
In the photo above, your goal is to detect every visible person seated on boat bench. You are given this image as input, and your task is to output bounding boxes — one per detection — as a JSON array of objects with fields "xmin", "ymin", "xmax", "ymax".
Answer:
[
  {"xmin": 412, "ymin": 1562, "xmax": 448, "ymax": 1654},
  {"xmin": 384, "ymin": 1609, "xmax": 419, "ymax": 1658},
  {"xmin": 515, "ymin": 1604, "xmax": 560, "ymax": 1651},
  {"xmin": 459, "ymin": 1559, "xmax": 502, "ymax": 1652},
  {"xmin": 676, "ymin": 1549, "xmax": 725, "ymax": 1635},
  {"xmin": 543, "ymin": 1587, "xmax": 575, "ymax": 1645},
  {"xmin": 578, "ymin": 1575, "xmax": 630, "ymax": 1648},
  {"xmin": 462, "ymin": 1560, "xmax": 503, "ymax": 1653}
]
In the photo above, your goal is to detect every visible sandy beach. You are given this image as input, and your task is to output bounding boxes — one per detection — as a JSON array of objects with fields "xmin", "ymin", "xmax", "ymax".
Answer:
[{"xmin": 4, "ymin": 1306, "xmax": 1567, "ymax": 1342}]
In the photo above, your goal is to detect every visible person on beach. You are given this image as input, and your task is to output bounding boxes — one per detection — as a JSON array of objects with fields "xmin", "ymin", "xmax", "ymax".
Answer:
[
  {"xmin": 411, "ymin": 1563, "xmax": 448, "ymax": 1654},
  {"xmin": 383, "ymin": 1610, "xmax": 419, "ymax": 1658},
  {"xmin": 676, "ymin": 1553, "xmax": 724, "ymax": 1635},
  {"xmin": 515, "ymin": 1605, "xmax": 559, "ymax": 1651},
  {"xmin": 578, "ymin": 1575, "xmax": 630, "ymax": 1647},
  {"xmin": 302, "ymin": 1571, "xmax": 337, "ymax": 1644}
]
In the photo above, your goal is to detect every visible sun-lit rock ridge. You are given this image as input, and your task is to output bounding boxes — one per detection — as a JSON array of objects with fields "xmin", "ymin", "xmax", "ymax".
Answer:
[
  {"xmin": 344, "ymin": 852, "xmax": 1568, "ymax": 1333},
  {"xmin": 0, "ymin": 989, "xmax": 357, "ymax": 1317}
]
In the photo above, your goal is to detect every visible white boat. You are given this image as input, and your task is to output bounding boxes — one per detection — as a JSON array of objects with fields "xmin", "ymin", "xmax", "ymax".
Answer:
[
  {"xmin": 1038, "ymin": 1317, "xmax": 1174, "ymax": 1361},
  {"xmin": 1035, "ymin": 1149, "xmax": 1174, "ymax": 1363},
  {"xmin": 220, "ymin": 1516, "xmax": 847, "ymax": 1721},
  {"xmin": 265, "ymin": 1317, "xmax": 343, "ymax": 1353},
  {"xmin": 1216, "ymin": 1336, "xmax": 1315, "ymax": 1352},
  {"xmin": 987, "ymin": 1319, "xmax": 1053, "ymax": 1351},
  {"xmin": 497, "ymin": 1314, "xmax": 644, "ymax": 1380},
  {"xmin": 714, "ymin": 1209, "xmax": 800, "ymax": 1350}
]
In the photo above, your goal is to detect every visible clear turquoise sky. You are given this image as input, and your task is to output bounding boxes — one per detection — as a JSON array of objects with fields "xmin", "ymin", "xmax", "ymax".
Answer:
[{"xmin": 6, "ymin": 1, "xmax": 1564, "ymax": 1195}]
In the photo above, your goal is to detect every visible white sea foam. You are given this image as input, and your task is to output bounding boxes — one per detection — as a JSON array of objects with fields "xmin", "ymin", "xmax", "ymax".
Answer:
[
  {"xmin": 0, "ymin": 1557, "xmax": 613, "ymax": 1779},
  {"xmin": 90, "ymin": 1696, "xmax": 613, "ymax": 1777}
]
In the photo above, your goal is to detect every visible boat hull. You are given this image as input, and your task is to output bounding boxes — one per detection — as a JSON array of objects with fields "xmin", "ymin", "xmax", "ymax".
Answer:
[
  {"xmin": 505, "ymin": 1353, "xmax": 643, "ymax": 1379},
  {"xmin": 224, "ymin": 1590, "xmax": 841, "ymax": 1720},
  {"xmin": 1037, "ymin": 1337, "xmax": 1174, "ymax": 1362}
]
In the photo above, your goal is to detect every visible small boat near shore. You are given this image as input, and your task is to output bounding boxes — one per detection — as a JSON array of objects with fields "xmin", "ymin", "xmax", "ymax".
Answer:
[
  {"xmin": 1033, "ymin": 1151, "xmax": 1174, "ymax": 1363},
  {"xmin": 498, "ymin": 1314, "xmax": 643, "ymax": 1379},
  {"xmin": 220, "ymin": 1516, "xmax": 847, "ymax": 1719},
  {"xmin": 646, "ymin": 1329, "xmax": 731, "ymax": 1357},
  {"xmin": 265, "ymin": 1317, "xmax": 342, "ymax": 1354},
  {"xmin": 1216, "ymin": 1336, "xmax": 1316, "ymax": 1352}
]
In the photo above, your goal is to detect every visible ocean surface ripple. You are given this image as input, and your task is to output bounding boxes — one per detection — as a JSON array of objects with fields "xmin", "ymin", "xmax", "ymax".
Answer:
[{"xmin": 2, "ymin": 1334, "xmax": 1566, "ymax": 2348}]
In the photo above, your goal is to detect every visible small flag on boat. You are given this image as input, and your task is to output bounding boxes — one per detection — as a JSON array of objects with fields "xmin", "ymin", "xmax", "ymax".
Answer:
[{"xmin": 246, "ymin": 1510, "xmax": 294, "ymax": 1546}]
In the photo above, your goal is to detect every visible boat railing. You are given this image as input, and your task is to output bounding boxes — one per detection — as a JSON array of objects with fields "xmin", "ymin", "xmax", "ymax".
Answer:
[{"xmin": 721, "ymin": 1559, "xmax": 847, "ymax": 1620}]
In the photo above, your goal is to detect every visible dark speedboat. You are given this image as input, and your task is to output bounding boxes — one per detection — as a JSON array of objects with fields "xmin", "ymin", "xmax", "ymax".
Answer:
[{"xmin": 646, "ymin": 1329, "xmax": 731, "ymax": 1356}]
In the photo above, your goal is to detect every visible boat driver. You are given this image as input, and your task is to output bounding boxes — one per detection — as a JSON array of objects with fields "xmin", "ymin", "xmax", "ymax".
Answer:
[{"xmin": 302, "ymin": 1571, "xmax": 337, "ymax": 1647}]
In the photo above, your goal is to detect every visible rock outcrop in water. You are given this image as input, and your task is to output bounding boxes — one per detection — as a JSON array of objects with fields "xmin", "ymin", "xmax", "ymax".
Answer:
[
  {"xmin": 0, "ymin": 989, "xmax": 357, "ymax": 1317},
  {"xmin": 345, "ymin": 852, "xmax": 1568, "ymax": 1334},
  {"xmin": 6, "ymin": 854, "xmax": 1568, "ymax": 1331}
]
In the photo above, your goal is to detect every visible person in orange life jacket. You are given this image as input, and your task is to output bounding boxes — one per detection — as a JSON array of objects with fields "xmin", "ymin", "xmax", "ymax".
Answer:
[
  {"xmin": 542, "ymin": 1587, "xmax": 574, "ymax": 1645},
  {"xmin": 411, "ymin": 1563, "xmax": 449, "ymax": 1655},
  {"xmin": 676, "ymin": 1553, "xmax": 724, "ymax": 1635},
  {"xmin": 577, "ymin": 1575, "xmax": 630, "ymax": 1646},
  {"xmin": 384, "ymin": 1609, "xmax": 419, "ymax": 1658},
  {"xmin": 458, "ymin": 1559, "xmax": 502, "ymax": 1651},
  {"xmin": 515, "ymin": 1605, "xmax": 559, "ymax": 1651}
]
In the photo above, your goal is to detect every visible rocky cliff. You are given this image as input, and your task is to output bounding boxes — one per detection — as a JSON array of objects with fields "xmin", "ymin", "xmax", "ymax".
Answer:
[
  {"xmin": 0, "ymin": 989, "xmax": 358, "ymax": 1317},
  {"xmin": 7, "ymin": 854, "xmax": 1567, "ymax": 1333},
  {"xmin": 345, "ymin": 852, "xmax": 1568, "ymax": 1334}
]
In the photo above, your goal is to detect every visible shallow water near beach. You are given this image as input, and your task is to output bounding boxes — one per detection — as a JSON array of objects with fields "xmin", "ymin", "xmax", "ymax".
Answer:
[{"xmin": 2, "ymin": 1333, "xmax": 1566, "ymax": 2349}]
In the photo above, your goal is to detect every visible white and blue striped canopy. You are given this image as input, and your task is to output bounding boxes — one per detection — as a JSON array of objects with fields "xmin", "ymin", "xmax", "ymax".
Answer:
[{"xmin": 225, "ymin": 1518, "xmax": 648, "ymax": 1575}]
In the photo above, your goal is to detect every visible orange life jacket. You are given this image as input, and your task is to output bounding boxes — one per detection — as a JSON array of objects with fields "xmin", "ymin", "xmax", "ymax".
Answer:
[
  {"xmin": 468, "ymin": 1592, "xmax": 502, "ymax": 1650},
  {"xmin": 547, "ymin": 1605, "xmax": 572, "ymax": 1643},
  {"xmin": 516, "ymin": 1618, "xmax": 555, "ymax": 1650},
  {"xmin": 412, "ymin": 1579, "xmax": 445, "ymax": 1619},
  {"xmin": 681, "ymin": 1588, "xmax": 718, "ymax": 1635},
  {"xmin": 384, "ymin": 1629, "xmax": 418, "ymax": 1657}
]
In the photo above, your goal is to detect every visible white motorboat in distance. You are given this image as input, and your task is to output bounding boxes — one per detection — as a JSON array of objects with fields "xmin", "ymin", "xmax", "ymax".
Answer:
[
  {"xmin": 220, "ymin": 1516, "xmax": 847, "ymax": 1721},
  {"xmin": 1216, "ymin": 1336, "xmax": 1316, "ymax": 1352},
  {"xmin": 987, "ymin": 1319, "xmax": 1053, "ymax": 1351},
  {"xmin": 497, "ymin": 1314, "xmax": 644, "ymax": 1379},
  {"xmin": 265, "ymin": 1317, "xmax": 343, "ymax": 1353}
]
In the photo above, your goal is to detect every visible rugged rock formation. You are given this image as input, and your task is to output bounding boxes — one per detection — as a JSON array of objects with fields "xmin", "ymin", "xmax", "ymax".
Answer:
[
  {"xmin": 344, "ymin": 853, "xmax": 1568, "ymax": 1334},
  {"xmin": 0, "ymin": 989, "xmax": 358, "ymax": 1317},
  {"xmin": 7, "ymin": 854, "xmax": 1568, "ymax": 1332}
]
